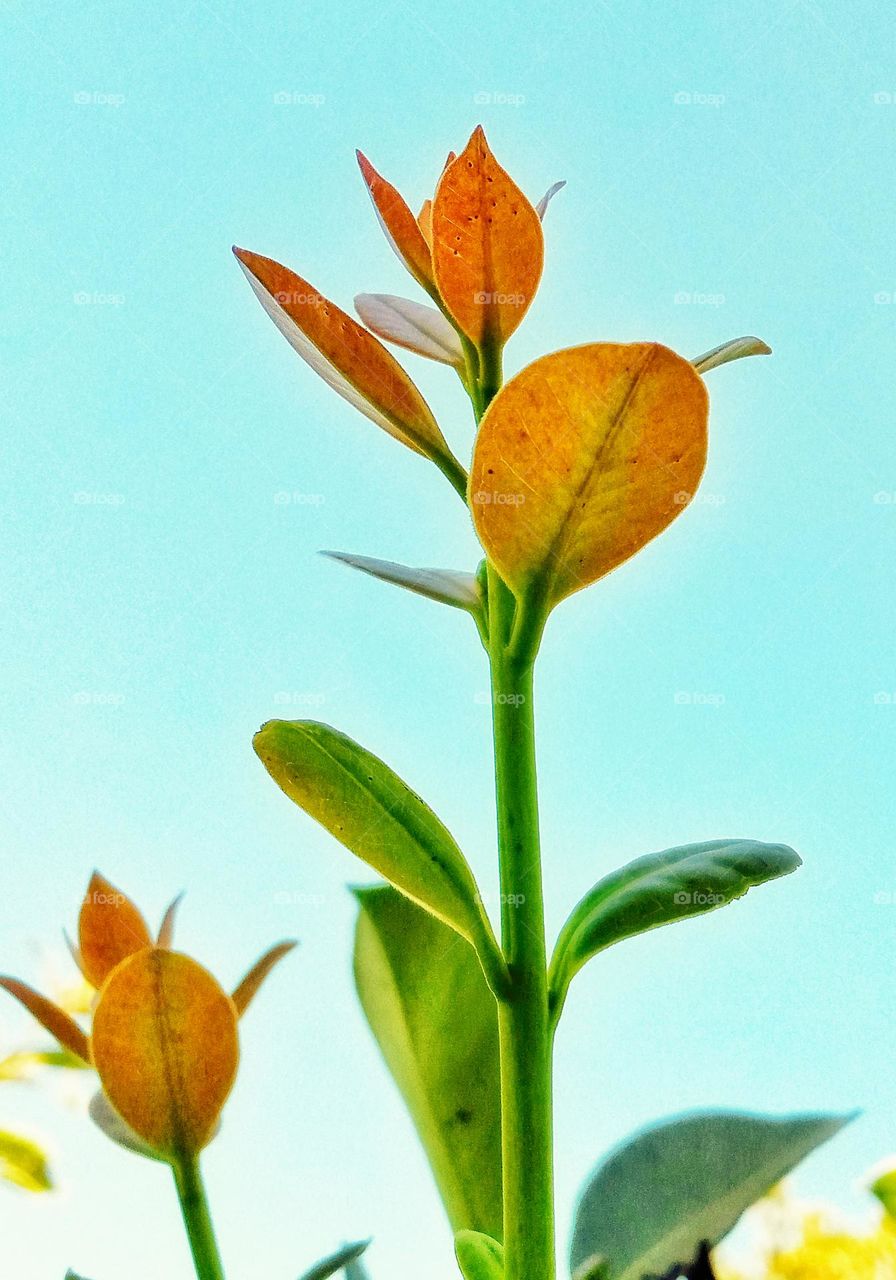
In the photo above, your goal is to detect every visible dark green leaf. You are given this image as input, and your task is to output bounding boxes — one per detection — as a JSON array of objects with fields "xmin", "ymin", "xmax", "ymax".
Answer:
[
  {"xmin": 569, "ymin": 1110, "xmax": 855, "ymax": 1280},
  {"xmin": 549, "ymin": 840, "xmax": 800, "ymax": 1018},
  {"xmin": 455, "ymin": 1230, "xmax": 504, "ymax": 1280},
  {"xmin": 871, "ymin": 1168, "xmax": 896, "ymax": 1220},
  {"xmin": 354, "ymin": 885, "xmax": 502, "ymax": 1241},
  {"xmin": 254, "ymin": 721, "xmax": 506, "ymax": 993},
  {"xmin": 297, "ymin": 1239, "xmax": 370, "ymax": 1280}
]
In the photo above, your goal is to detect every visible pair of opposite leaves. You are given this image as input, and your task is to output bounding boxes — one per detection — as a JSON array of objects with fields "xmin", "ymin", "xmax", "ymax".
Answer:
[
  {"xmin": 235, "ymin": 128, "xmax": 766, "ymax": 617},
  {"xmin": 0, "ymin": 873, "xmax": 295, "ymax": 1162}
]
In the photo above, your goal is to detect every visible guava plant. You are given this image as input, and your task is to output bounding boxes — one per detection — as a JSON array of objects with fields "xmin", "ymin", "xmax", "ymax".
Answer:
[
  {"xmin": 233, "ymin": 126, "xmax": 825, "ymax": 1280},
  {"xmin": 1, "ymin": 128, "xmax": 852, "ymax": 1280}
]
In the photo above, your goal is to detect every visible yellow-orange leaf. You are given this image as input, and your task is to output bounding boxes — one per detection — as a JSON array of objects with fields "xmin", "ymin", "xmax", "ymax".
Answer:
[
  {"xmin": 470, "ymin": 343, "xmax": 709, "ymax": 608},
  {"xmin": 417, "ymin": 199, "xmax": 433, "ymax": 247},
  {"xmin": 356, "ymin": 152, "xmax": 436, "ymax": 291},
  {"xmin": 234, "ymin": 248, "xmax": 456, "ymax": 472},
  {"xmin": 432, "ymin": 126, "xmax": 544, "ymax": 347},
  {"xmin": 0, "ymin": 978, "xmax": 90, "ymax": 1063},
  {"xmin": 232, "ymin": 940, "xmax": 297, "ymax": 1016},
  {"xmin": 90, "ymin": 949, "xmax": 239, "ymax": 1160},
  {"xmin": 79, "ymin": 872, "xmax": 152, "ymax": 989}
]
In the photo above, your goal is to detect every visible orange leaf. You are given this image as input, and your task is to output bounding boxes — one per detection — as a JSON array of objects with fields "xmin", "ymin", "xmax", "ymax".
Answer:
[
  {"xmin": 356, "ymin": 152, "xmax": 436, "ymax": 292},
  {"xmin": 234, "ymin": 248, "xmax": 461, "ymax": 483},
  {"xmin": 417, "ymin": 199, "xmax": 433, "ymax": 248},
  {"xmin": 157, "ymin": 893, "xmax": 184, "ymax": 949},
  {"xmin": 232, "ymin": 940, "xmax": 297, "ymax": 1016},
  {"xmin": 0, "ymin": 978, "xmax": 90, "ymax": 1063},
  {"xmin": 470, "ymin": 343, "xmax": 709, "ymax": 609},
  {"xmin": 432, "ymin": 126, "xmax": 544, "ymax": 347},
  {"xmin": 78, "ymin": 872, "xmax": 152, "ymax": 989},
  {"xmin": 90, "ymin": 949, "xmax": 239, "ymax": 1160}
]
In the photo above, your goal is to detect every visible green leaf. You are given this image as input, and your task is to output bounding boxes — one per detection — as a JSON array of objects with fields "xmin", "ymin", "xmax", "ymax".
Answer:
[
  {"xmin": 254, "ymin": 721, "xmax": 506, "ymax": 993},
  {"xmin": 0, "ymin": 1049, "xmax": 91, "ymax": 1081},
  {"xmin": 297, "ymin": 1239, "xmax": 370, "ymax": 1280},
  {"xmin": 455, "ymin": 1230, "xmax": 504, "ymax": 1280},
  {"xmin": 549, "ymin": 839, "xmax": 801, "ymax": 1019},
  {"xmin": 65, "ymin": 1272, "xmax": 92, "ymax": 1280},
  {"xmin": 322, "ymin": 551, "xmax": 481, "ymax": 614},
  {"xmin": 691, "ymin": 336, "xmax": 771, "ymax": 375},
  {"xmin": 871, "ymin": 1168, "xmax": 896, "ymax": 1220},
  {"xmin": 569, "ymin": 1110, "xmax": 855, "ymax": 1280},
  {"xmin": 353, "ymin": 885, "xmax": 503, "ymax": 1242},
  {"xmin": 0, "ymin": 1130, "xmax": 53, "ymax": 1192}
]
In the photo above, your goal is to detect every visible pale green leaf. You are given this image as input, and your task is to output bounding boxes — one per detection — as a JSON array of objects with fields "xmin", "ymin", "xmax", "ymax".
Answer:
[
  {"xmin": 569, "ymin": 1110, "xmax": 855, "ymax": 1280},
  {"xmin": 354, "ymin": 885, "xmax": 503, "ymax": 1241},
  {"xmin": 691, "ymin": 336, "xmax": 771, "ymax": 374},
  {"xmin": 322, "ymin": 552, "xmax": 481, "ymax": 614}
]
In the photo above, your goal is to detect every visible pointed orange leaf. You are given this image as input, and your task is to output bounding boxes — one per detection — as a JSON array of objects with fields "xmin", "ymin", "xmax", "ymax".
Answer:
[
  {"xmin": 90, "ymin": 949, "xmax": 239, "ymax": 1160},
  {"xmin": 470, "ymin": 343, "xmax": 709, "ymax": 609},
  {"xmin": 417, "ymin": 199, "xmax": 433, "ymax": 247},
  {"xmin": 432, "ymin": 126, "xmax": 544, "ymax": 347},
  {"xmin": 78, "ymin": 872, "xmax": 152, "ymax": 989},
  {"xmin": 0, "ymin": 978, "xmax": 90, "ymax": 1063},
  {"xmin": 157, "ymin": 893, "xmax": 184, "ymax": 949},
  {"xmin": 232, "ymin": 940, "xmax": 298, "ymax": 1016},
  {"xmin": 356, "ymin": 152, "xmax": 436, "ymax": 291},
  {"xmin": 234, "ymin": 249, "xmax": 461, "ymax": 483}
]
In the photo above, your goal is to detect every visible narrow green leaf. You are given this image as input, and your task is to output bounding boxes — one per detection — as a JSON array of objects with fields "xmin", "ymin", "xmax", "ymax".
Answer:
[
  {"xmin": 569, "ymin": 1110, "xmax": 855, "ymax": 1280},
  {"xmin": 871, "ymin": 1168, "xmax": 896, "ymax": 1220},
  {"xmin": 0, "ymin": 1049, "xmax": 89, "ymax": 1080},
  {"xmin": 353, "ymin": 885, "xmax": 503, "ymax": 1241},
  {"xmin": 297, "ymin": 1240, "xmax": 370, "ymax": 1280},
  {"xmin": 322, "ymin": 551, "xmax": 481, "ymax": 614},
  {"xmin": 254, "ymin": 721, "xmax": 506, "ymax": 992},
  {"xmin": 691, "ymin": 336, "xmax": 771, "ymax": 375},
  {"xmin": 65, "ymin": 1272, "xmax": 92, "ymax": 1280},
  {"xmin": 455, "ymin": 1230, "xmax": 504, "ymax": 1280},
  {"xmin": 0, "ymin": 1130, "xmax": 52, "ymax": 1192},
  {"xmin": 549, "ymin": 839, "xmax": 801, "ymax": 1018}
]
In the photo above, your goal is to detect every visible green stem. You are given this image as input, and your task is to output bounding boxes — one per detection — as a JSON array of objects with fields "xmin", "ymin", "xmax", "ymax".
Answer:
[
  {"xmin": 172, "ymin": 1155, "xmax": 227, "ymax": 1280},
  {"xmin": 488, "ymin": 570, "xmax": 555, "ymax": 1280}
]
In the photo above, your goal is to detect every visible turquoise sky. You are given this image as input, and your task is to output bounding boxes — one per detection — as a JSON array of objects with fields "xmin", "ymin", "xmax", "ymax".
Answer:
[{"xmin": 2, "ymin": 0, "xmax": 894, "ymax": 1276}]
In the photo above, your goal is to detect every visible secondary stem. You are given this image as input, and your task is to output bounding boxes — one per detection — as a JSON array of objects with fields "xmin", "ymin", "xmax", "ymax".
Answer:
[
  {"xmin": 172, "ymin": 1155, "xmax": 227, "ymax": 1280},
  {"xmin": 488, "ymin": 570, "xmax": 555, "ymax": 1280}
]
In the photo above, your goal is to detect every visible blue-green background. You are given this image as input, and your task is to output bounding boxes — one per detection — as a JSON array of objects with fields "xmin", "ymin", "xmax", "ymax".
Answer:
[{"xmin": 2, "ymin": 0, "xmax": 893, "ymax": 1275}]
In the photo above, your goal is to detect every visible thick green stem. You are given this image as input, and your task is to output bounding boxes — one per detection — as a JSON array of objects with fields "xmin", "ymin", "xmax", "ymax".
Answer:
[
  {"xmin": 488, "ymin": 571, "xmax": 555, "ymax": 1280},
  {"xmin": 172, "ymin": 1156, "xmax": 227, "ymax": 1280}
]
